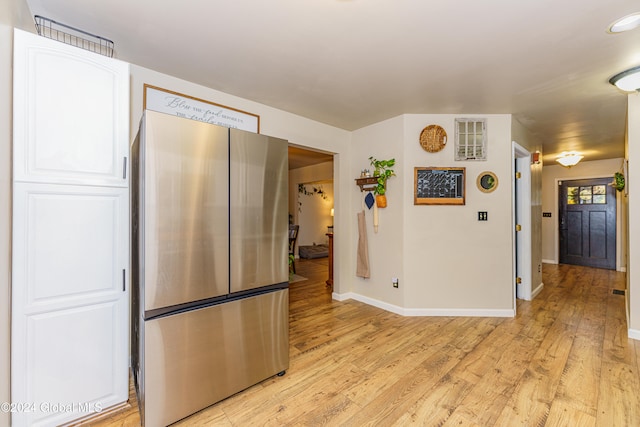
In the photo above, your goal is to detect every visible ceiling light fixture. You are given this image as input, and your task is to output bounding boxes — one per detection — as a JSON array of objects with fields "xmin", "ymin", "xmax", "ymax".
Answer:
[
  {"xmin": 609, "ymin": 65, "xmax": 640, "ymax": 92},
  {"xmin": 556, "ymin": 151, "xmax": 584, "ymax": 168},
  {"xmin": 608, "ymin": 12, "xmax": 640, "ymax": 33}
]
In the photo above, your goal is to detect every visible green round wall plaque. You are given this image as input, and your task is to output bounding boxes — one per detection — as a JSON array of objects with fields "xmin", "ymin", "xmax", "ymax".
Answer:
[{"xmin": 477, "ymin": 171, "xmax": 498, "ymax": 193}]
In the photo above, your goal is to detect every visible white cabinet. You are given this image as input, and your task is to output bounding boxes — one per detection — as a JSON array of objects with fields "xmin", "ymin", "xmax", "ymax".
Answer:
[
  {"xmin": 13, "ymin": 30, "xmax": 129, "ymax": 187},
  {"xmin": 12, "ymin": 29, "xmax": 129, "ymax": 427}
]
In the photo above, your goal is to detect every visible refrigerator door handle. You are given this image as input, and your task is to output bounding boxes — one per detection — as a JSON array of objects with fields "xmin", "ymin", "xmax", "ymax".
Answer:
[
  {"xmin": 122, "ymin": 269, "xmax": 126, "ymax": 292},
  {"xmin": 122, "ymin": 157, "xmax": 127, "ymax": 180}
]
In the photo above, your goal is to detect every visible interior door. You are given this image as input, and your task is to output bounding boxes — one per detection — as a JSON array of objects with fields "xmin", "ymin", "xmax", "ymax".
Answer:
[
  {"xmin": 513, "ymin": 142, "xmax": 532, "ymax": 301},
  {"xmin": 12, "ymin": 29, "xmax": 129, "ymax": 426},
  {"xmin": 559, "ymin": 178, "xmax": 616, "ymax": 270}
]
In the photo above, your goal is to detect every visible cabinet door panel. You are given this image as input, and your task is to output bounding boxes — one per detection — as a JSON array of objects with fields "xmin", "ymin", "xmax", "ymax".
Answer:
[
  {"xmin": 12, "ymin": 184, "xmax": 129, "ymax": 426},
  {"xmin": 13, "ymin": 184, "xmax": 127, "ymax": 307},
  {"xmin": 24, "ymin": 302, "xmax": 125, "ymax": 426},
  {"xmin": 13, "ymin": 29, "xmax": 129, "ymax": 186}
]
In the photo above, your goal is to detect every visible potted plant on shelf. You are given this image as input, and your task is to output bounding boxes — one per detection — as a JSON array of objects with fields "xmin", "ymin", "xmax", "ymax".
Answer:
[{"xmin": 369, "ymin": 156, "xmax": 396, "ymax": 208}]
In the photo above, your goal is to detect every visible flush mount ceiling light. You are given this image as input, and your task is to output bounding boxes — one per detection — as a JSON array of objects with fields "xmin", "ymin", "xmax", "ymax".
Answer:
[
  {"xmin": 556, "ymin": 151, "xmax": 584, "ymax": 168},
  {"xmin": 609, "ymin": 65, "xmax": 640, "ymax": 92},
  {"xmin": 608, "ymin": 12, "xmax": 640, "ymax": 33}
]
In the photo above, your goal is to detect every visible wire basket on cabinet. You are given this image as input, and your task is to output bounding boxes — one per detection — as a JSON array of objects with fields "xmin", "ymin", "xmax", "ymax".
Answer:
[{"xmin": 34, "ymin": 15, "xmax": 114, "ymax": 57}]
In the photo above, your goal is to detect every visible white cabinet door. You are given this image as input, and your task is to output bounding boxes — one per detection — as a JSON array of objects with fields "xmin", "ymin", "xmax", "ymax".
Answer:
[
  {"xmin": 13, "ymin": 29, "xmax": 129, "ymax": 187},
  {"xmin": 12, "ymin": 29, "xmax": 129, "ymax": 427},
  {"xmin": 12, "ymin": 184, "xmax": 129, "ymax": 427}
]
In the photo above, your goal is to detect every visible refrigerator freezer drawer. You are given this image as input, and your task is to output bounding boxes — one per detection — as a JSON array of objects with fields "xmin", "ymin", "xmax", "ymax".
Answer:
[{"xmin": 141, "ymin": 289, "xmax": 289, "ymax": 427}]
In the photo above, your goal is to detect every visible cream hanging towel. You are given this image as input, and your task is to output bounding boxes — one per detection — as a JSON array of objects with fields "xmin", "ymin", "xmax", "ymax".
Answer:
[{"xmin": 356, "ymin": 209, "xmax": 370, "ymax": 278}]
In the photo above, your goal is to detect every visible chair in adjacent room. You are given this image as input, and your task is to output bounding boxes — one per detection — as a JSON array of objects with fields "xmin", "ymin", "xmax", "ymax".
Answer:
[{"xmin": 289, "ymin": 224, "xmax": 299, "ymax": 274}]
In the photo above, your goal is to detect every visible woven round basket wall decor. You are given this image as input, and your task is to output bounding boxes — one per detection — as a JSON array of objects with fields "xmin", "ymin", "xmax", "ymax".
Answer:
[{"xmin": 419, "ymin": 125, "xmax": 447, "ymax": 153}]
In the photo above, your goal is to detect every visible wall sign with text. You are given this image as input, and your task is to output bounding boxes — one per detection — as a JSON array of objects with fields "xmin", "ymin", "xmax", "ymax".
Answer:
[{"xmin": 143, "ymin": 84, "xmax": 260, "ymax": 133}]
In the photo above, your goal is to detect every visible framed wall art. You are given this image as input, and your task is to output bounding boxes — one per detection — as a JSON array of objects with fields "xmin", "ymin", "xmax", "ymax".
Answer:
[
  {"xmin": 476, "ymin": 171, "xmax": 498, "ymax": 193},
  {"xmin": 414, "ymin": 167, "xmax": 465, "ymax": 205}
]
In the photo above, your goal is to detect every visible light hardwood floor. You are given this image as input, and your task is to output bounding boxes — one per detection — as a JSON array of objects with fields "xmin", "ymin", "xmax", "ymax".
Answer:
[{"xmin": 82, "ymin": 259, "xmax": 638, "ymax": 426}]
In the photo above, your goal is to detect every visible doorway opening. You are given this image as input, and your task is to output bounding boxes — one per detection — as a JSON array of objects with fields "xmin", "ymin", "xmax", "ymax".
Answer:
[{"xmin": 288, "ymin": 145, "xmax": 335, "ymax": 290}]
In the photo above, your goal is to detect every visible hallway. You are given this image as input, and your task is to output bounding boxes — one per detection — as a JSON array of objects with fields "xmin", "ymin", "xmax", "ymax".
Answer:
[{"xmin": 87, "ymin": 260, "xmax": 636, "ymax": 426}]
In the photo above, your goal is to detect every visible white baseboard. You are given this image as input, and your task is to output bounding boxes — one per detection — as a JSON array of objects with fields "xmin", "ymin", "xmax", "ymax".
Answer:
[
  {"xmin": 333, "ymin": 292, "xmax": 405, "ymax": 315},
  {"xmin": 403, "ymin": 307, "xmax": 515, "ymax": 317},
  {"xmin": 331, "ymin": 291, "xmax": 351, "ymax": 302},
  {"xmin": 628, "ymin": 328, "xmax": 640, "ymax": 341},
  {"xmin": 618, "ymin": 267, "xmax": 627, "ymax": 272},
  {"xmin": 332, "ymin": 292, "xmax": 515, "ymax": 317},
  {"xmin": 531, "ymin": 282, "xmax": 544, "ymax": 299}
]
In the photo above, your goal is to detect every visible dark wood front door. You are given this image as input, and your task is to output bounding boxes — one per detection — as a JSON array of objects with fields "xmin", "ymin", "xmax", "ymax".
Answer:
[{"xmin": 559, "ymin": 178, "xmax": 616, "ymax": 270}]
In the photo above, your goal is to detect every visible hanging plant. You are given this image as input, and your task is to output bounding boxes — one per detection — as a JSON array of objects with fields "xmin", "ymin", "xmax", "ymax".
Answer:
[
  {"xmin": 369, "ymin": 157, "xmax": 396, "ymax": 208},
  {"xmin": 298, "ymin": 183, "xmax": 328, "ymax": 199},
  {"xmin": 614, "ymin": 172, "xmax": 625, "ymax": 192},
  {"xmin": 298, "ymin": 183, "xmax": 328, "ymax": 211}
]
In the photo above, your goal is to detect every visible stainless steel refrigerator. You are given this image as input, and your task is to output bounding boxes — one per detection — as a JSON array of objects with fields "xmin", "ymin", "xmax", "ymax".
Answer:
[{"xmin": 131, "ymin": 110, "xmax": 289, "ymax": 427}]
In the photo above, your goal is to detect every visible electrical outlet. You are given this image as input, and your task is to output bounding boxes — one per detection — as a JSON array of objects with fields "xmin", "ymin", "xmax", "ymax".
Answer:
[{"xmin": 392, "ymin": 277, "xmax": 399, "ymax": 288}]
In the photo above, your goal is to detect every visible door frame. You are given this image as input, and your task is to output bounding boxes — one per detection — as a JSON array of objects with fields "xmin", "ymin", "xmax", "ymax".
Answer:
[
  {"xmin": 513, "ymin": 142, "xmax": 533, "ymax": 301},
  {"xmin": 552, "ymin": 174, "xmax": 623, "ymax": 271}
]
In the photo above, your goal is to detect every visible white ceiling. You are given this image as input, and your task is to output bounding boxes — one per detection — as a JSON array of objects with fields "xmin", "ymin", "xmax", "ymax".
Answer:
[{"xmin": 25, "ymin": 0, "xmax": 640, "ymax": 163}]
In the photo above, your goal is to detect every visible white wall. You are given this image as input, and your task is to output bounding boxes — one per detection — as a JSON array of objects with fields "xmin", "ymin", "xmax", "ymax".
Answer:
[
  {"xmin": 351, "ymin": 116, "xmax": 406, "ymax": 309},
  {"xmin": 628, "ymin": 93, "xmax": 640, "ymax": 337},
  {"xmin": 2, "ymin": 2, "xmax": 35, "ymax": 426},
  {"xmin": 541, "ymin": 159, "xmax": 627, "ymax": 270},
  {"xmin": 404, "ymin": 114, "xmax": 514, "ymax": 313},
  {"xmin": 349, "ymin": 114, "xmax": 524, "ymax": 315}
]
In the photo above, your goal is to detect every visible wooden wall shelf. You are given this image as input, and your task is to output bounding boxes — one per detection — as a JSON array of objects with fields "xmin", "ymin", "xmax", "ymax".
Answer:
[{"xmin": 355, "ymin": 177, "xmax": 378, "ymax": 192}]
